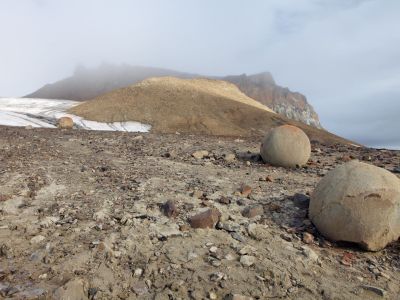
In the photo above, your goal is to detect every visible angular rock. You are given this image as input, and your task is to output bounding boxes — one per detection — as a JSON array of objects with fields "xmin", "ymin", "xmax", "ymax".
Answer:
[
  {"xmin": 302, "ymin": 232, "xmax": 314, "ymax": 244},
  {"xmin": 310, "ymin": 161, "xmax": 400, "ymax": 251},
  {"xmin": 242, "ymin": 205, "xmax": 263, "ymax": 218},
  {"xmin": 240, "ymin": 255, "xmax": 256, "ymax": 267},
  {"xmin": 260, "ymin": 125, "xmax": 311, "ymax": 167},
  {"xmin": 53, "ymin": 278, "xmax": 89, "ymax": 300},
  {"xmin": 247, "ymin": 223, "xmax": 270, "ymax": 240},
  {"xmin": 301, "ymin": 246, "xmax": 319, "ymax": 262},
  {"xmin": 265, "ymin": 175, "xmax": 274, "ymax": 182},
  {"xmin": 189, "ymin": 208, "xmax": 221, "ymax": 229}
]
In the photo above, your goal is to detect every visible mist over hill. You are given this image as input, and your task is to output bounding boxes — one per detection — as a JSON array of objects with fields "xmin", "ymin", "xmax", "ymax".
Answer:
[{"xmin": 26, "ymin": 64, "xmax": 322, "ymax": 128}]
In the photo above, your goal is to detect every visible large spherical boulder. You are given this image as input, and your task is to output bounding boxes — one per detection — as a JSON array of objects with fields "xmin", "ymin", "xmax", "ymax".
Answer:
[
  {"xmin": 260, "ymin": 125, "xmax": 311, "ymax": 167},
  {"xmin": 57, "ymin": 117, "xmax": 74, "ymax": 129},
  {"xmin": 310, "ymin": 161, "xmax": 400, "ymax": 251}
]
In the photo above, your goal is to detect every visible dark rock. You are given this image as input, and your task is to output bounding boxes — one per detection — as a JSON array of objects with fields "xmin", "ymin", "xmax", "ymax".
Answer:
[
  {"xmin": 219, "ymin": 196, "xmax": 231, "ymax": 205},
  {"xmin": 231, "ymin": 232, "xmax": 246, "ymax": 242},
  {"xmin": 292, "ymin": 193, "xmax": 310, "ymax": 209},
  {"xmin": 361, "ymin": 285, "xmax": 387, "ymax": 297},
  {"xmin": 161, "ymin": 200, "xmax": 178, "ymax": 218}
]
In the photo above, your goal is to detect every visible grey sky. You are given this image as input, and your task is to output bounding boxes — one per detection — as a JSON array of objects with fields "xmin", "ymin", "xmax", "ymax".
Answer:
[{"xmin": 0, "ymin": 0, "xmax": 399, "ymax": 148}]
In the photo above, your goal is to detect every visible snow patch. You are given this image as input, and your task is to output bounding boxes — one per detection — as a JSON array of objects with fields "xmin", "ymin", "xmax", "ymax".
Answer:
[{"xmin": 0, "ymin": 98, "xmax": 151, "ymax": 132}]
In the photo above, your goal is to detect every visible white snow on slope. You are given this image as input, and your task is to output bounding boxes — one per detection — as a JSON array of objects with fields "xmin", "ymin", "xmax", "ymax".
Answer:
[{"xmin": 0, "ymin": 98, "xmax": 151, "ymax": 132}]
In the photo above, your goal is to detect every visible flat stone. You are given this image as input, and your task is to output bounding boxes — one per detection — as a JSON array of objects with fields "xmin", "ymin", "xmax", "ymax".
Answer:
[
  {"xmin": 301, "ymin": 246, "xmax": 319, "ymax": 262},
  {"xmin": 224, "ymin": 294, "xmax": 254, "ymax": 300},
  {"xmin": 361, "ymin": 285, "xmax": 387, "ymax": 297},
  {"xmin": 53, "ymin": 279, "xmax": 89, "ymax": 300},
  {"xmin": 30, "ymin": 235, "xmax": 46, "ymax": 244}
]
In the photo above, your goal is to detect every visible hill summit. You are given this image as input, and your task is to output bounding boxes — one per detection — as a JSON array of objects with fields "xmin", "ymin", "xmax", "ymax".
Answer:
[
  {"xmin": 26, "ymin": 64, "xmax": 321, "ymax": 128},
  {"xmin": 69, "ymin": 77, "xmax": 273, "ymax": 136},
  {"xmin": 69, "ymin": 77, "xmax": 347, "ymax": 144}
]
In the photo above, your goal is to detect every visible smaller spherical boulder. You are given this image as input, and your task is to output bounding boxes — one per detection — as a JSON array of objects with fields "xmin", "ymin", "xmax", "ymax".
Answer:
[
  {"xmin": 57, "ymin": 117, "xmax": 74, "ymax": 129},
  {"xmin": 260, "ymin": 125, "xmax": 311, "ymax": 167},
  {"xmin": 309, "ymin": 161, "xmax": 400, "ymax": 251}
]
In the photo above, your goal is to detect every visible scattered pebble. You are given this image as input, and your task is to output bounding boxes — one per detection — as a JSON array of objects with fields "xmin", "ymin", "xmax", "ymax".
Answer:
[
  {"xmin": 240, "ymin": 255, "xmax": 256, "ymax": 267},
  {"xmin": 192, "ymin": 150, "xmax": 209, "ymax": 159}
]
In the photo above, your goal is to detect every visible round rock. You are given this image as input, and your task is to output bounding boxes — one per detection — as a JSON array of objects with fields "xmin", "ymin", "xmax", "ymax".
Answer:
[
  {"xmin": 57, "ymin": 116, "xmax": 74, "ymax": 129},
  {"xmin": 309, "ymin": 161, "xmax": 400, "ymax": 251},
  {"xmin": 260, "ymin": 125, "xmax": 311, "ymax": 167}
]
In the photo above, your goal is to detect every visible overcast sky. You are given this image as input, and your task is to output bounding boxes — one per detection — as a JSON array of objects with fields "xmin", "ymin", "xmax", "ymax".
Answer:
[{"xmin": 0, "ymin": 0, "xmax": 399, "ymax": 148}]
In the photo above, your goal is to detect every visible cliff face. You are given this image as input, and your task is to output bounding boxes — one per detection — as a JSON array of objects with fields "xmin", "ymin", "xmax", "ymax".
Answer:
[
  {"xmin": 26, "ymin": 65, "xmax": 322, "ymax": 128},
  {"xmin": 223, "ymin": 73, "xmax": 322, "ymax": 128}
]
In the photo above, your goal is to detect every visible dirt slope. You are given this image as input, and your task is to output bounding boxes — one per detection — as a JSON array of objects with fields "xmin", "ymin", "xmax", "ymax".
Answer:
[
  {"xmin": 69, "ymin": 77, "xmax": 351, "ymax": 145},
  {"xmin": 0, "ymin": 126, "xmax": 399, "ymax": 299}
]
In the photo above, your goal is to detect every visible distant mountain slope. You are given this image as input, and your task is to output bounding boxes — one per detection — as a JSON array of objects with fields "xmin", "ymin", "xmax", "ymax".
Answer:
[
  {"xmin": 222, "ymin": 73, "xmax": 321, "ymax": 128},
  {"xmin": 69, "ymin": 77, "xmax": 348, "ymax": 145},
  {"xmin": 26, "ymin": 64, "xmax": 321, "ymax": 128}
]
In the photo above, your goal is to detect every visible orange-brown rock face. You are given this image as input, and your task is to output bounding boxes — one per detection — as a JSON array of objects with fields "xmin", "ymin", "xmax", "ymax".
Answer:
[{"xmin": 223, "ymin": 72, "xmax": 322, "ymax": 128}]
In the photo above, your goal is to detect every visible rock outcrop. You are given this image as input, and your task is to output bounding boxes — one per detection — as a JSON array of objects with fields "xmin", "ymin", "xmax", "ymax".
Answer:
[
  {"xmin": 25, "ymin": 64, "xmax": 322, "ymax": 128},
  {"xmin": 309, "ymin": 161, "xmax": 400, "ymax": 251},
  {"xmin": 223, "ymin": 73, "xmax": 322, "ymax": 128},
  {"xmin": 260, "ymin": 125, "xmax": 311, "ymax": 167}
]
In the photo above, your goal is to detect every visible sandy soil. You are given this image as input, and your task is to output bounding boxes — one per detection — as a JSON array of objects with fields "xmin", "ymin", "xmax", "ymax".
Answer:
[{"xmin": 0, "ymin": 126, "xmax": 399, "ymax": 299}]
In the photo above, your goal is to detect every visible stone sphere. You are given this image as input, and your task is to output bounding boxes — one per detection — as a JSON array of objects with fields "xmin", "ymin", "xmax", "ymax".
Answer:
[
  {"xmin": 310, "ymin": 161, "xmax": 400, "ymax": 251},
  {"xmin": 260, "ymin": 125, "xmax": 311, "ymax": 167},
  {"xmin": 57, "ymin": 117, "xmax": 74, "ymax": 129}
]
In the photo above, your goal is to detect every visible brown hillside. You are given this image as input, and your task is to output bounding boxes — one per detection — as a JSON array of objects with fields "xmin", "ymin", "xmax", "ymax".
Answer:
[
  {"xmin": 69, "ymin": 77, "xmax": 352, "ymax": 145},
  {"xmin": 26, "ymin": 64, "xmax": 321, "ymax": 128}
]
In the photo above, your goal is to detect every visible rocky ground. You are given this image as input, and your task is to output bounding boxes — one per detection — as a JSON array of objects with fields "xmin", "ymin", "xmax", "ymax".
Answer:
[{"xmin": 0, "ymin": 126, "xmax": 399, "ymax": 299}]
